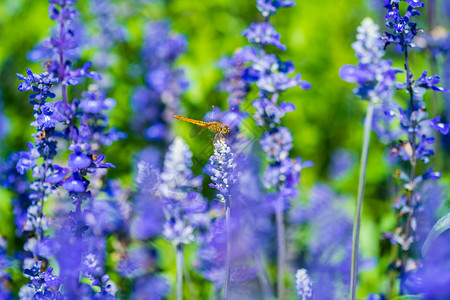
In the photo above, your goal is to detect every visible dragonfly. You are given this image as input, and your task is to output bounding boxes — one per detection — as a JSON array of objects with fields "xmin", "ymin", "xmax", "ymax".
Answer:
[{"xmin": 173, "ymin": 106, "xmax": 232, "ymax": 143}]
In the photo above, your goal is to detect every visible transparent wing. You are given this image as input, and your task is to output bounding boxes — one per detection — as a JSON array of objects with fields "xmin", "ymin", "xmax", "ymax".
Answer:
[{"xmin": 189, "ymin": 125, "xmax": 207, "ymax": 138}]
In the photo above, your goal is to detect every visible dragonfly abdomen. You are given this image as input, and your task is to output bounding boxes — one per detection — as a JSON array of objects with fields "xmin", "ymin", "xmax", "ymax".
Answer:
[{"xmin": 173, "ymin": 115, "xmax": 209, "ymax": 127}]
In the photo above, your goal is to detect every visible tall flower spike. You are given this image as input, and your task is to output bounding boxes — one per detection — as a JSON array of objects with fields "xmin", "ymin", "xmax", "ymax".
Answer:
[
  {"xmin": 208, "ymin": 140, "xmax": 237, "ymax": 203},
  {"xmin": 339, "ymin": 18, "xmax": 404, "ymax": 299},
  {"xmin": 377, "ymin": 1, "xmax": 450, "ymax": 297},
  {"xmin": 160, "ymin": 137, "xmax": 205, "ymax": 300},
  {"xmin": 340, "ymin": 17, "xmax": 400, "ymax": 103},
  {"xmin": 242, "ymin": 1, "xmax": 311, "ymax": 298},
  {"xmin": 208, "ymin": 139, "xmax": 237, "ymax": 299}
]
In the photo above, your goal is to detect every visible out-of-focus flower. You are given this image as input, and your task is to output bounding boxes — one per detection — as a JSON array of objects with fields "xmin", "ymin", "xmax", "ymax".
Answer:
[{"xmin": 295, "ymin": 268, "xmax": 312, "ymax": 300}]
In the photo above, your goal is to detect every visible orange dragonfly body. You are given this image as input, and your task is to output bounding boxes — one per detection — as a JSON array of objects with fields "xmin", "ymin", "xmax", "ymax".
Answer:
[{"xmin": 173, "ymin": 115, "xmax": 230, "ymax": 142}]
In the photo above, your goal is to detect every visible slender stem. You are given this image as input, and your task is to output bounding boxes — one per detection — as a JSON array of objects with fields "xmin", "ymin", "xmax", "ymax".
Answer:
[
  {"xmin": 254, "ymin": 253, "xmax": 275, "ymax": 299},
  {"xmin": 399, "ymin": 43, "xmax": 417, "ymax": 295},
  {"xmin": 176, "ymin": 244, "xmax": 184, "ymax": 300},
  {"xmin": 58, "ymin": 5, "xmax": 67, "ymax": 104},
  {"xmin": 276, "ymin": 197, "xmax": 286, "ymax": 300},
  {"xmin": 224, "ymin": 202, "xmax": 231, "ymax": 300},
  {"xmin": 350, "ymin": 100, "xmax": 374, "ymax": 300}
]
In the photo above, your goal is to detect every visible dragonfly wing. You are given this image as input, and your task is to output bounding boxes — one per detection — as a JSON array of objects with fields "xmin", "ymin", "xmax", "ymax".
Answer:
[{"xmin": 189, "ymin": 126, "xmax": 207, "ymax": 138}]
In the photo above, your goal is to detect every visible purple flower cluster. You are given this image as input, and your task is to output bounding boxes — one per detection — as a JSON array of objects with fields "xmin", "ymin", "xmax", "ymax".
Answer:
[
  {"xmin": 382, "ymin": 0, "xmax": 424, "ymax": 49},
  {"xmin": 0, "ymin": 238, "xmax": 11, "ymax": 300},
  {"xmin": 208, "ymin": 140, "xmax": 237, "ymax": 204},
  {"xmin": 340, "ymin": 18, "xmax": 400, "ymax": 102},
  {"xmin": 131, "ymin": 20, "xmax": 188, "ymax": 142},
  {"xmin": 378, "ymin": 1, "xmax": 450, "ymax": 296},
  {"xmin": 159, "ymin": 137, "xmax": 206, "ymax": 245},
  {"xmin": 9, "ymin": 0, "xmax": 125, "ymax": 298},
  {"xmin": 291, "ymin": 184, "xmax": 353, "ymax": 299},
  {"xmin": 0, "ymin": 102, "xmax": 8, "ymax": 141}
]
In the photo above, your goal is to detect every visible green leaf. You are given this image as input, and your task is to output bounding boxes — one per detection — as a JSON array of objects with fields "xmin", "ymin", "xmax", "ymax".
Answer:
[{"xmin": 422, "ymin": 212, "xmax": 450, "ymax": 256}]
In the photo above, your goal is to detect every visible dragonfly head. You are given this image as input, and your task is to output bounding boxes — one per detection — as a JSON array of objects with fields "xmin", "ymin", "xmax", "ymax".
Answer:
[{"xmin": 222, "ymin": 125, "xmax": 230, "ymax": 135}]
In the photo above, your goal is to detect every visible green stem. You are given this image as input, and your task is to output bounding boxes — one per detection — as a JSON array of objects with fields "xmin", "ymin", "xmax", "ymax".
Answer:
[
  {"xmin": 276, "ymin": 198, "xmax": 286, "ymax": 300},
  {"xmin": 255, "ymin": 253, "xmax": 275, "ymax": 299},
  {"xmin": 350, "ymin": 100, "xmax": 374, "ymax": 300},
  {"xmin": 176, "ymin": 244, "xmax": 183, "ymax": 300}
]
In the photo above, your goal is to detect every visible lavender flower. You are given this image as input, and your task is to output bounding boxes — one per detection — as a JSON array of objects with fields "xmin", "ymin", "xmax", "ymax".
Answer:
[
  {"xmin": 12, "ymin": 0, "xmax": 123, "ymax": 298},
  {"xmin": 122, "ymin": 161, "xmax": 170, "ymax": 299},
  {"xmin": 131, "ymin": 20, "xmax": 188, "ymax": 144},
  {"xmin": 218, "ymin": 47, "xmax": 256, "ymax": 108},
  {"xmin": 0, "ymin": 238, "xmax": 11, "ymax": 300},
  {"xmin": 0, "ymin": 102, "xmax": 9, "ymax": 141},
  {"xmin": 209, "ymin": 140, "xmax": 237, "ymax": 203},
  {"xmin": 256, "ymin": 0, "xmax": 295, "ymax": 17},
  {"xmin": 159, "ymin": 137, "xmax": 204, "ymax": 244},
  {"xmin": 382, "ymin": 0, "xmax": 424, "ymax": 49},
  {"xmin": 295, "ymin": 268, "xmax": 312, "ymax": 300},
  {"xmin": 340, "ymin": 18, "xmax": 400, "ymax": 103},
  {"xmin": 290, "ymin": 184, "xmax": 353, "ymax": 299},
  {"xmin": 378, "ymin": 1, "xmax": 450, "ymax": 296},
  {"xmin": 243, "ymin": 22, "xmax": 286, "ymax": 50},
  {"xmin": 208, "ymin": 139, "xmax": 237, "ymax": 299},
  {"xmin": 130, "ymin": 161, "xmax": 164, "ymax": 240},
  {"xmin": 89, "ymin": 0, "xmax": 126, "ymax": 75}
]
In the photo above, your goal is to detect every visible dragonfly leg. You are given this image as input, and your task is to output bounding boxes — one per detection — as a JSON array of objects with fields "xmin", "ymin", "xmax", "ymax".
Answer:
[{"xmin": 213, "ymin": 133, "xmax": 219, "ymax": 148}]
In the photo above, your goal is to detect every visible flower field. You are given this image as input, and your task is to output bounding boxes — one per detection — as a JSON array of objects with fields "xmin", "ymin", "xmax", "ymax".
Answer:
[{"xmin": 0, "ymin": 0, "xmax": 449, "ymax": 299}]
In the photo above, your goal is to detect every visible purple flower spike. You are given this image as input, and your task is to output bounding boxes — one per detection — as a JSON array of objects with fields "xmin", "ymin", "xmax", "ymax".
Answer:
[{"xmin": 208, "ymin": 139, "xmax": 237, "ymax": 202}]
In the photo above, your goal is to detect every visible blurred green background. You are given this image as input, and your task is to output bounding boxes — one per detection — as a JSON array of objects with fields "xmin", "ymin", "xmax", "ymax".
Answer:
[{"xmin": 0, "ymin": 0, "xmax": 449, "ymax": 298}]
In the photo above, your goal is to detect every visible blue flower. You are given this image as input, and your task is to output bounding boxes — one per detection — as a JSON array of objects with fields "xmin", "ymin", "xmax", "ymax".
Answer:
[
  {"xmin": 68, "ymin": 147, "xmax": 92, "ymax": 170},
  {"xmin": 253, "ymin": 98, "xmax": 295, "ymax": 127},
  {"xmin": 256, "ymin": 0, "xmax": 296, "ymax": 17},
  {"xmin": 429, "ymin": 117, "xmax": 450, "ymax": 134},
  {"xmin": 62, "ymin": 172, "xmax": 87, "ymax": 193},
  {"xmin": 16, "ymin": 142, "xmax": 40, "ymax": 175},
  {"xmin": 263, "ymin": 157, "xmax": 312, "ymax": 198},
  {"xmin": 131, "ymin": 21, "xmax": 188, "ymax": 144},
  {"xmin": 17, "ymin": 69, "xmax": 56, "ymax": 101},
  {"xmin": 35, "ymin": 104, "xmax": 57, "ymax": 129},
  {"xmin": 79, "ymin": 90, "xmax": 116, "ymax": 114},
  {"xmin": 383, "ymin": 1, "xmax": 422, "ymax": 48},
  {"xmin": 242, "ymin": 22, "xmax": 286, "ymax": 50},
  {"xmin": 340, "ymin": 18, "xmax": 400, "ymax": 102},
  {"xmin": 415, "ymin": 70, "xmax": 449, "ymax": 93},
  {"xmin": 260, "ymin": 127, "xmax": 293, "ymax": 161}
]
